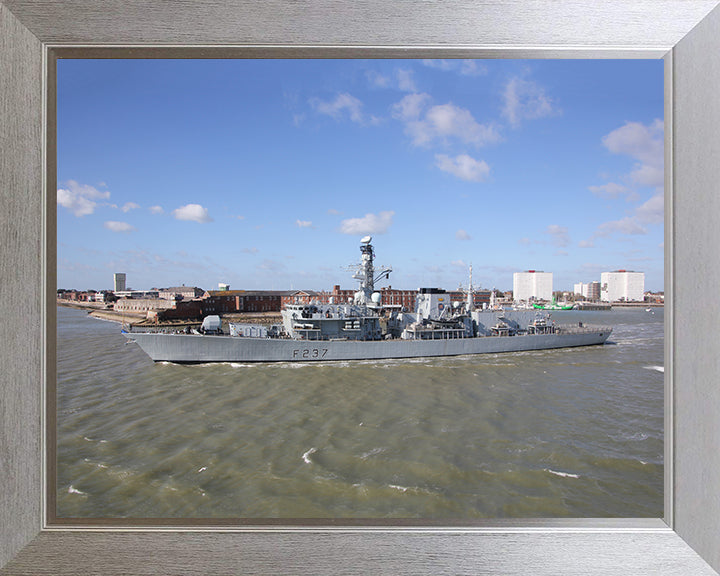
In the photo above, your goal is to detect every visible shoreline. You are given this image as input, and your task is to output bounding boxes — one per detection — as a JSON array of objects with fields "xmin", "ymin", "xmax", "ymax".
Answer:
[{"xmin": 57, "ymin": 300, "xmax": 282, "ymax": 327}]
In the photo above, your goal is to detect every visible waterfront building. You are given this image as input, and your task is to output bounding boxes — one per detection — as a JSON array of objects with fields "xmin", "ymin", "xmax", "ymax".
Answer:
[
  {"xmin": 600, "ymin": 270, "xmax": 645, "ymax": 302},
  {"xmin": 645, "ymin": 291, "xmax": 664, "ymax": 304},
  {"xmin": 114, "ymin": 297, "xmax": 203, "ymax": 320},
  {"xmin": 513, "ymin": 270, "xmax": 553, "ymax": 303},
  {"xmin": 448, "ymin": 289, "xmax": 493, "ymax": 309},
  {"xmin": 113, "ymin": 273, "xmax": 126, "ymax": 292},
  {"xmin": 57, "ymin": 290, "xmax": 90, "ymax": 302},
  {"xmin": 280, "ymin": 290, "xmax": 323, "ymax": 307},
  {"xmin": 159, "ymin": 286, "xmax": 205, "ymax": 300},
  {"xmin": 573, "ymin": 281, "xmax": 601, "ymax": 301},
  {"xmin": 378, "ymin": 286, "xmax": 419, "ymax": 310},
  {"xmin": 281, "ymin": 286, "xmax": 421, "ymax": 311},
  {"xmin": 114, "ymin": 290, "xmax": 160, "ymax": 299},
  {"xmin": 203, "ymin": 290, "xmax": 287, "ymax": 313},
  {"xmin": 114, "ymin": 297, "xmax": 174, "ymax": 315}
]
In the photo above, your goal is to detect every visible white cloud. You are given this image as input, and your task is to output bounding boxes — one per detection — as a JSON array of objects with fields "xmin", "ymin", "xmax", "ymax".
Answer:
[
  {"xmin": 149, "ymin": 205, "xmax": 164, "ymax": 215},
  {"xmin": 121, "ymin": 202, "xmax": 140, "ymax": 213},
  {"xmin": 366, "ymin": 68, "xmax": 418, "ymax": 92},
  {"xmin": 421, "ymin": 59, "xmax": 455, "ymax": 71},
  {"xmin": 421, "ymin": 59, "xmax": 488, "ymax": 76},
  {"xmin": 635, "ymin": 192, "xmax": 664, "ymax": 224},
  {"xmin": 596, "ymin": 217, "xmax": 647, "ymax": 237},
  {"xmin": 403, "ymin": 101, "xmax": 500, "ymax": 147},
  {"xmin": 426, "ymin": 103, "xmax": 499, "ymax": 146},
  {"xmin": 601, "ymin": 119, "xmax": 664, "ymax": 188},
  {"xmin": 588, "ymin": 182, "xmax": 638, "ymax": 201},
  {"xmin": 242, "ymin": 247, "xmax": 259, "ymax": 254},
  {"xmin": 630, "ymin": 164, "xmax": 664, "ymax": 188},
  {"xmin": 57, "ymin": 180, "xmax": 111, "ymax": 217},
  {"xmin": 396, "ymin": 69, "xmax": 417, "ymax": 92},
  {"xmin": 602, "ymin": 119, "xmax": 663, "ymax": 165},
  {"xmin": 502, "ymin": 77, "xmax": 559, "ymax": 128},
  {"xmin": 366, "ymin": 70, "xmax": 390, "ymax": 88},
  {"xmin": 545, "ymin": 224, "xmax": 570, "ymax": 247},
  {"xmin": 436, "ymin": 154, "xmax": 490, "ymax": 182},
  {"xmin": 459, "ymin": 60, "xmax": 488, "ymax": 76},
  {"xmin": 103, "ymin": 221, "xmax": 135, "ymax": 233},
  {"xmin": 172, "ymin": 204, "xmax": 213, "ymax": 223},
  {"xmin": 585, "ymin": 120, "xmax": 665, "ymax": 244},
  {"xmin": 451, "ymin": 259, "xmax": 467, "ymax": 268},
  {"xmin": 311, "ymin": 93, "xmax": 364, "ymax": 124},
  {"xmin": 456, "ymin": 229, "xmax": 472, "ymax": 241},
  {"xmin": 339, "ymin": 211, "xmax": 394, "ymax": 235},
  {"xmin": 296, "ymin": 220, "xmax": 313, "ymax": 228},
  {"xmin": 257, "ymin": 259, "xmax": 285, "ymax": 272},
  {"xmin": 327, "ymin": 208, "xmax": 341, "ymax": 215},
  {"xmin": 583, "ymin": 198, "xmax": 659, "ymax": 245},
  {"xmin": 391, "ymin": 93, "xmax": 432, "ymax": 121}
]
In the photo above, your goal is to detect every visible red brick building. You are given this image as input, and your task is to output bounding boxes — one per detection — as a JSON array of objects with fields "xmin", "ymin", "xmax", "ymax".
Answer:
[
  {"xmin": 156, "ymin": 299, "xmax": 203, "ymax": 320},
  {"xmin": 378, "ymin": 286, "xmax": 416, "ymax": 310},
  {"xmin": 58, "ymin": 290, "xmax": 96, "ymax": 302},
  {"xmin": 448, "ymin": 290, "xmax": 494, "ymax": 309},
  {"xmin": 281, "ymin": 286, "xmax": 418, "ymax": 310},
  {"xmin": 279, "ymin": 286, "xmax": 416, "ymax": 310},
  {"xmin": 202, "ymin": 290, "xmax": 286, "ymax": 313},
  {"xmin": 280, "ymin": 290, "xmax": 323, "ymax": 307},
  {"xmin": 201, "ymin": 286, "xmax": 499, "ymax": 315}
]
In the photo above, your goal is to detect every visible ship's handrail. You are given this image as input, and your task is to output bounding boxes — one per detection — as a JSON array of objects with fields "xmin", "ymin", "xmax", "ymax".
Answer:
[{"xmin": 555, "ymin": 325, "xmax": 612, "ymax": 335}]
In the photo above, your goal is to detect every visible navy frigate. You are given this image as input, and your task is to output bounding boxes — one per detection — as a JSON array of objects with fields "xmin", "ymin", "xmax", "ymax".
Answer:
[{"xmin": 124, "ymin": 237, "xmax": 611, "ymax": 363}]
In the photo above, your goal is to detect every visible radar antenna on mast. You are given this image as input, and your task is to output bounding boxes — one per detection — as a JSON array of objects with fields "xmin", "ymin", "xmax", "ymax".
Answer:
[{"xmin": 349, "ymin": 237, "xmax": 391, "ymax": 305}]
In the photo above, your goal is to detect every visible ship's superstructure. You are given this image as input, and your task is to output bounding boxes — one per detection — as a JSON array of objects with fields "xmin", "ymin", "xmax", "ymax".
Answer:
[{"xmin": 124, "ymin": 238, "xmax": 612, "ymax": 363}]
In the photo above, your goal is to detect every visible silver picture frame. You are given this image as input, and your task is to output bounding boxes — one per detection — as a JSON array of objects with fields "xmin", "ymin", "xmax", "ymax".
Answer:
[{"xmin": 2, "ymin": 1, "xmax": 720, "ymax": 574}]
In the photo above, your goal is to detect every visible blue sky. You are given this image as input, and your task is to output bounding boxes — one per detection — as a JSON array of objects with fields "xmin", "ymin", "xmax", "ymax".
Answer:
[{"xmin": 57, "ymin": 59, "xmax": 664, "ymax": 293}]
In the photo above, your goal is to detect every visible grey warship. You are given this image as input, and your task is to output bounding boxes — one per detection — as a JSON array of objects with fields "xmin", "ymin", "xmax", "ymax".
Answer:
[{"xmin": 124, "ymin": 237, "xmax": 612, "ymax": 363}]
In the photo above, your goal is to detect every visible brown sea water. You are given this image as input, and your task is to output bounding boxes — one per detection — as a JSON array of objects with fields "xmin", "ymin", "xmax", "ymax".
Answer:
[{"xmin": 56, "ymin": 305, "xmax": 664, "ymax": 519}]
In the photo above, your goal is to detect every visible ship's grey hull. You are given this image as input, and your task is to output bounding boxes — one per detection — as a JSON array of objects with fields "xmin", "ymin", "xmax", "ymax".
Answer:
[{"xmin": 125, "ymin": 328, "xmax": 611, "ymax": 363}]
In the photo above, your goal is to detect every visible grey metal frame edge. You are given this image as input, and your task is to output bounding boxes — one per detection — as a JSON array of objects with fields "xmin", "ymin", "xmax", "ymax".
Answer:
[{"xmin": 1, "ymin": 1, "xmax": 720, "ymax": 574}]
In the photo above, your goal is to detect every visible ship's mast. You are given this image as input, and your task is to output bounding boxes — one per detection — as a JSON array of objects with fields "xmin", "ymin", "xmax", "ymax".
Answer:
[
  {"xmin": 466, "ymin": 263, "xmax": 475, "ymax": 312},
  {"xmin": 351, "ymin": 236, "xmax": 391, "ymax": 305}
]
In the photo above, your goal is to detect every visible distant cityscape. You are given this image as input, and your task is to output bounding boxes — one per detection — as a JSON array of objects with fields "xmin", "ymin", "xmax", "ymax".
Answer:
[{"xmin": 57, "ymin": 269, "xmax": 663, "ymax": 323}]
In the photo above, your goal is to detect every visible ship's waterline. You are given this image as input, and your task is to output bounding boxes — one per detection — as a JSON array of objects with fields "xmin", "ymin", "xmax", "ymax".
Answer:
[
  {"xmin": 126, "ymin": 325, "xmax": 611, "ymax": 363},
  {"xmin": 56, "ymin": 305, "xmax": 663, "ymax": 519}
]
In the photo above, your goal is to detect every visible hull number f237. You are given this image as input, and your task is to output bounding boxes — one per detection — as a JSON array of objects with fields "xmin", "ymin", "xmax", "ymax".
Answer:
[{"xmin": 292, "ymin": 348, "xmax": 329, "ymax": 359}]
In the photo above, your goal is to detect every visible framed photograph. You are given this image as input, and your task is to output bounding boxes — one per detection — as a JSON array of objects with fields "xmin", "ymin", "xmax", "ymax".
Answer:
[
  {"xmin": 2, "ymin": 1, "xmax": 720, "ymax": 574},
  {"xmin": 52, "ymin": 57, "xmax": 664, "ymax": 523}
]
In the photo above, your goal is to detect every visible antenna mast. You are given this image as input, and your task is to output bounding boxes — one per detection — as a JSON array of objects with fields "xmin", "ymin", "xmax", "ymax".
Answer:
[
  {"xmin": 467, "ymin": 263, "xmax": 474, "ymax": 312},
  {"xmin": 351, "ymin": 236, "xmax": 391, "ymax": 305}
]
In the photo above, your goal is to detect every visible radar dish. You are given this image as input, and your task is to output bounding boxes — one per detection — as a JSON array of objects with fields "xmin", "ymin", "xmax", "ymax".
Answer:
[{"xmin": 361, "ymin": 235, "xmax": 372, "ymax": 244}]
